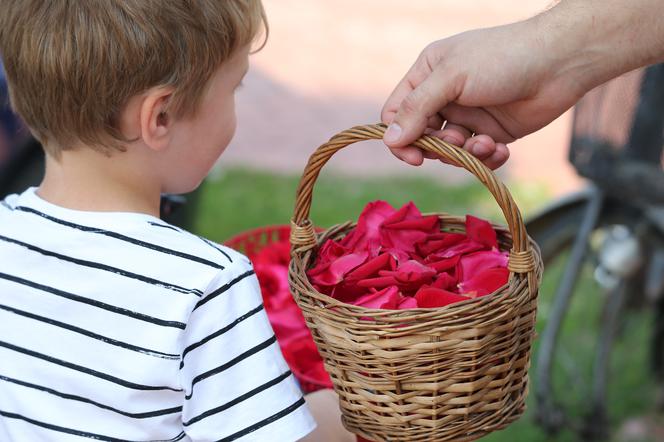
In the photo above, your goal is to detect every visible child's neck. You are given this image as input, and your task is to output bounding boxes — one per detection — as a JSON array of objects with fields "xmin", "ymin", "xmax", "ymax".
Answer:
[{"xmin": 38, "ymin": 147, "xmax": 162, "ymax": 217}]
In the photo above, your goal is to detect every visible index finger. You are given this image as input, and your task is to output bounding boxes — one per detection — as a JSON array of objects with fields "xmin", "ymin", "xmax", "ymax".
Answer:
[{"xmin": 381, "ymin": 54, "xmax": 432, "ymax": 125}]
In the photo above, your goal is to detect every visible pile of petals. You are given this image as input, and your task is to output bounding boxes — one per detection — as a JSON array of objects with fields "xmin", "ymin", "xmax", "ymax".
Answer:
[
  {"xmin": 307, "ymin": 200, "xmax": 509, "ymax": 309},
  {"xmin": 251, "ymin": 238, "xmax": 333, "ymax": 391}
]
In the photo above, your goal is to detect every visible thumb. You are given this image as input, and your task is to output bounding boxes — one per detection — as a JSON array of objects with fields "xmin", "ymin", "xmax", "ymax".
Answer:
[{"xmin": 383, "ymin": 68, "xmax": 457, "ymax": 148}]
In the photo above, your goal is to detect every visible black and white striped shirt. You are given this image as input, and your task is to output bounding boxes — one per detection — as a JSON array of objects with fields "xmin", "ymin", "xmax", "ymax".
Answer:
[{"xmin": 0, "ymin": 188, "xmax": 315, "ymax": 441}]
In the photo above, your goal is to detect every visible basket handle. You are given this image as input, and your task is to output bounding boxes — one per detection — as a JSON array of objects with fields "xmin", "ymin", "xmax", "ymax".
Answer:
[{"xmin": 291, "ymin": 123, "xmax": 535, "ymax": 274}]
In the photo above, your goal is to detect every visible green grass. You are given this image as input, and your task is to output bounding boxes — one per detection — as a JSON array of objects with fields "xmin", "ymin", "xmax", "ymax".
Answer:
[
  {"xmin": 194, "ymin": 167, "xmax": 549, "ymax": 242},
  {"xmin": 193, "ymin": 167, "xmax": 657, "ymax": 441}
]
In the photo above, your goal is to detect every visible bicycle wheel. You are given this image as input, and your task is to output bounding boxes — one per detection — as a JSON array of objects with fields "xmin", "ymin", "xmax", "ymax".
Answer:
[{"xmin": 527, "ymin": 189, "xmax": 662, "ymax": 440}]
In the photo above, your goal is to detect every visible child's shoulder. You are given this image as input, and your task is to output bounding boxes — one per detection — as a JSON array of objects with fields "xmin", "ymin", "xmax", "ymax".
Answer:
[{"xmin": 0, "ymin": 188, "xmax": 252, "ymax": 292}]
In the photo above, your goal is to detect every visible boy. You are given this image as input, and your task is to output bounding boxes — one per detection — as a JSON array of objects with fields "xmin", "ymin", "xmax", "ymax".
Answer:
[{"xmin": 0, "ymin": 1, "xmax": 352, "ymax": 440}]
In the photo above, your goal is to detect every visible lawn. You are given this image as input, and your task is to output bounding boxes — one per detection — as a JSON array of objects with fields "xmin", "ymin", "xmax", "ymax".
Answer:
[{"xmin": 193, "ymin": 167, "xmax": 657, "ymax": 442}]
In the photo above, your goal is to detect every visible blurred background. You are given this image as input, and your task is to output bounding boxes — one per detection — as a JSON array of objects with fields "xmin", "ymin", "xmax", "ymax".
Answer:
[
  {"xmin": 2, "ymin": 1, "xmax": 662, "ymax": 441},
  {"xmin": 223, "ymin": 0, "xmax": 581, "ymax": 196}
]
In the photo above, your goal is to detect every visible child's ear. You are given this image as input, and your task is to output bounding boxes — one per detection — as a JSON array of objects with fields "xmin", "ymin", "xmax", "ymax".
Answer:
[{"xmin": 140, "ymin": 86, "xmax": 175, "ymax": 151}]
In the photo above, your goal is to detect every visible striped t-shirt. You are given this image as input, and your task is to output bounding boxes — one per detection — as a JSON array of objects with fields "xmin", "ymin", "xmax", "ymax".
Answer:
[{"xmin": 0, "ymin": 188, "xmax": 316, "ymax": 441}]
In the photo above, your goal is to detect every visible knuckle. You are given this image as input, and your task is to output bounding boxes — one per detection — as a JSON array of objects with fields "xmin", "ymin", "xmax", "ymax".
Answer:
[{"xmin": 399, "ymin": 93, "xmax": 422, "ymax": 116}]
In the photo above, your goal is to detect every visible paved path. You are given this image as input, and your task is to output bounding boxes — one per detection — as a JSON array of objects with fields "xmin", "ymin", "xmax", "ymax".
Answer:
[{"xmin": 221, "ymin": 0, "xmax": 582, "ymax": 195}]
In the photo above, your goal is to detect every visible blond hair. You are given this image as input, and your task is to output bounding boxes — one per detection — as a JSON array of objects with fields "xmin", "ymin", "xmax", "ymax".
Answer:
[{"xmin": 0, "ymin": 0, "xmax": 266, "ymax": 155}]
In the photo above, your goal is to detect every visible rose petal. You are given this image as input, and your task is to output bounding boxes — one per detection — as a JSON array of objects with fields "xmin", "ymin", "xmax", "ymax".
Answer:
[
  {"xmin": 308, "ymin": 240, "xmax": 349, "ymax": 275},
  {"xmin": 426, "ymin": 255, "xmax": 460, "ymax": 273},
  {"xmin": 345, "ymin": 253, "xmax": 395, "ymax": 281},
  {"xmin": 309, "ymin": 251, "xmax": 368, "ymax": 286},
  {"xmin": 431, "ymin": 272, "xmax": 456, "ymax": 290},
  {"xmin": 416, "ymin": 232, "xmax": 466, "ymax": 256},
  {"xmin": 380, "ymin": 202, "xmax": 439, "ymax": 254},
  {"xmin": 429, "ymin": 238, "xmax": 485, "ymax": 259},
  {"xmin": 466, "ymin": 215, "xmax": 498, "ymax": 249},
  {"xmin": 397, "ymin": 296, "xmax": 418, "ymax": 309},
  {"xmin": 379, "ymin": 260, "xmax": 436, "ymax": 284},
  {"xmin": 415, "ymin": 286, "xmax": 471, "ymax": 308},
  {"xmin": 356, "ymin": 275, "xmax": 399, "ymax": 288},
  {"xmin": 353, "ymin": 286, "xmax": 400, "ymax": 309},
  {"xmin": 458, "ymin": 267, "xmax": 509, "ymax": 297},
  {"xmin": 381, "ymin": 230, "xmax": 429, "ymax": 255},
  {"xmin": 340, "ymin": 200, "xmax": 396, "ymax": 253},
  {"xmin": 383, "ymin": 201, "xmax": 422, "ymax": 224},
  {"xmin": 458, "ymin": 250, "xmax": 509, "ymax": 282},
  {"xmin": 386, "ymin": 215, "xmax": 439, "ymax": 231}
]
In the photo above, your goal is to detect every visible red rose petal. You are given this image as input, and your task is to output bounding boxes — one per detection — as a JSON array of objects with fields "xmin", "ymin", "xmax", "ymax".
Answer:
[
  {"xmin": 379, "ymin": 260, "xmax": 436, "ymax": 284},
  {"xmin": 353, "ymin": 286, "xmax": 400, "ymax": 309},
  {"xmin": 356, "ymin": 275, "xmax": 399, "ymax": 288},
  {"xmin": 466, "ymin": 215, "xmax": 498, "ymax": 249},
  {"xmin": 382, "ymin": 201, "xmax": 422, "ymax": 225},
  {"xmin": 386, "ymin": 215, "xmax": 440, "ymax": 231},
  {"xmin": 458, "ymin": 250, "xmax": 509, "ymax": 282},
  {"xmin": 458, "ymin": 267, "xmax": 509, "ymax": 297},
  {"xmin": 309, "ymin": 251, "xmax": 368, "ymax": 286},
  {"xmin": 380, "ymin": 202, "xmax": 439, "ymax": 254},
  {"xmin": 416, "ymin": 232, "xmax": 466, "ymax": 256},
  {"xmin": 345, "ymin": 253, "xmax": 394, "ymax": 281},
  {"xmin": 397, "ymin": 296, "xmax": 418, "ymax": 309},
  {"xmin": 430, "ymin": 239, "xmax": 485, "ymax": 259},
  {"xmin": 431, "ymin": 272, "xmax": 456, "ymax": 290},
  {"xmin": 340, "ymin": 200, "xmax": 395, "ymax": 253},
  {"xmin": 426, "ymin": 255, "xmax": 460, "ymax": 273},
  {"xmin": 308, "ymin": 240, "xmax": 349, "ymax": 275},
  {"xmin": 415, "ymin": 286, "xmax": 471, "ymax": 308}
]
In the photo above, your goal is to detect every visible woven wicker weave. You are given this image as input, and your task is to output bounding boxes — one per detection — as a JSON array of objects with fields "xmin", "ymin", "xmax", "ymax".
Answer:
[{"xmin": 288, "ymin": 124, "xmax": 543, "ymax": 442}]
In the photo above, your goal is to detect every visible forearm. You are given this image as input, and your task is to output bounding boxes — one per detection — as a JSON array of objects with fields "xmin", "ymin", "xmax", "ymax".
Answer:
[{"xmin": 530, "ymin": 0, "xmax": 664, "ymax": 91}]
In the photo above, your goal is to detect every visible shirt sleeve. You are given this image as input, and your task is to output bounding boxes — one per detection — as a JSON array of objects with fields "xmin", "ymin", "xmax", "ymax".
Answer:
[{"xmin": 179, "ymin": 260, "xmax": 316, "ymax": 441}]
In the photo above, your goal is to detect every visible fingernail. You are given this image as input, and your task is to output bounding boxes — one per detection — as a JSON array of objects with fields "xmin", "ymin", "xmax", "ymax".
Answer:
[
  {"xmin": 384, "ymin": 123, "xmax": 402, "ymax": 143},
  {"xmin": 471, "ymin": 142, "xmax": 490, "ymax": 156},
  {"xmin": 442, "ymin": 136, "xmax": 462, "ymax": 146}
]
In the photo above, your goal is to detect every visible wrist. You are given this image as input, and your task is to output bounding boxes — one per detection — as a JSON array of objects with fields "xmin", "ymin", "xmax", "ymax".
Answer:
[{"xmin": 528, "ymin": 0, "xmax": 664, "ymax": 93}]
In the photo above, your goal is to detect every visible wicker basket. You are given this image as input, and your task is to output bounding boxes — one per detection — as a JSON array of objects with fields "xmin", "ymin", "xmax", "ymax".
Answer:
[
  {"xmin": 224, "ymin": 225, "xmax": 332, "ymax": 393},
  {"xmin": 288, "ymin": 124, "xmax": 543, "ymax": 442}
]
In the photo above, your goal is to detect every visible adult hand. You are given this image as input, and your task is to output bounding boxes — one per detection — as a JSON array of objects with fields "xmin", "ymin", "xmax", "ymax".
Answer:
[{"xmin": 381, "ymin": 0, "xmax": 664, "ymax": 169}]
